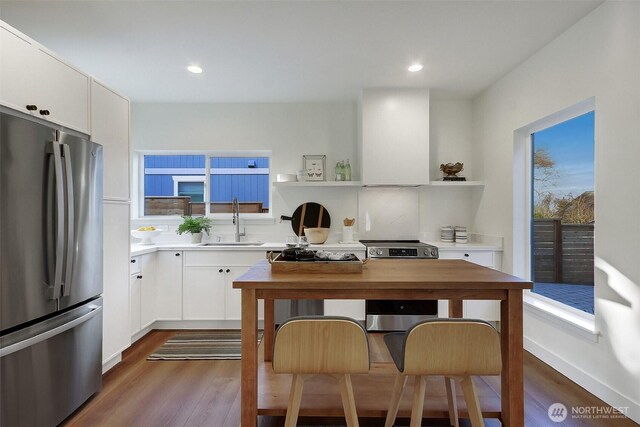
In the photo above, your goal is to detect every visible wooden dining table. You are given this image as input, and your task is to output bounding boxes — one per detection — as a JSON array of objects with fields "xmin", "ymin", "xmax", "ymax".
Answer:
[{"xmin": 233, "ymin": 258, "xmax": 532, "ymax": 427}]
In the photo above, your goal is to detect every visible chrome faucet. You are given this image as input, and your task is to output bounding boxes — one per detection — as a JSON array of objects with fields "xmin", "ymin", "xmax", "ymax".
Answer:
[{"xmin": 232, "ymin": 197, "xmax": 245, "ymax": 242}]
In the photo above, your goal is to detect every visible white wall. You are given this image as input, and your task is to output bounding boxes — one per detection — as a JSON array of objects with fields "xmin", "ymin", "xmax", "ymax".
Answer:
[
  {"xmin": 131, "ymin": 102, "xmax": 360, "ymax": 241},
  {"xmin": 132, "ymin": 100, "xmax": 478, "ymax": 242},
  {"xmin": 419, "ymin": 99, "xmax": 482, "ymax": 237},
  {"xmin": 472, "ymin": 1, "xmax": 640, "ymax": 421}
]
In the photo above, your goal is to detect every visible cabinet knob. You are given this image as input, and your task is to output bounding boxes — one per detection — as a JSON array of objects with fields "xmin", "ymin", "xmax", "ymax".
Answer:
[
  {"xmin": 26, "ymin": 104, "xmax": 38, "ymax": 111},
  {"xmin": 131, "ymin": 259, "xmax": 136, "ymax": 263},
  {"xmin": 137, "ymin": 275, "xmax": 143, "ymax": 279},
  {"xmin": 39, "ymin": 109, "xmax": 50, "ymax": 116},
  {"xmin": 219, "ymin": 269, "xmax": 223, "ymax": 273},
  {"xmin": 225, "ymin": 269, "xmax": 230, "ymax": 273},
  {"xmin": 464, "ymin": 253, "xmax": 469, "ymax": 257},
  {"xmin": 175, "ymin": 253, "xmax": 180, "ymax": 256}
]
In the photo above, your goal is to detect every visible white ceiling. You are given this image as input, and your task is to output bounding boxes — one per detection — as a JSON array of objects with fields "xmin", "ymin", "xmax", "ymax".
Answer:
[{"xmin": 0, "ymin": 1, "xmax": 602, "ymax": 103}]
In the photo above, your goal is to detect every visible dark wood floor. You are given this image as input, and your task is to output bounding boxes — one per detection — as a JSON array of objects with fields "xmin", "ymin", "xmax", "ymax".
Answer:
[{"xmin": 63, "ymin": 330, "xmax": 637, "ymax": 427}]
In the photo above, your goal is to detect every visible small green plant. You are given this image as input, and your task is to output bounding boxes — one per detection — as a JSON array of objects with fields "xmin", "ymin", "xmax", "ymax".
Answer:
[{"xmin": 176, "ymin": 216, "xmax": 212, "ymax": 235}]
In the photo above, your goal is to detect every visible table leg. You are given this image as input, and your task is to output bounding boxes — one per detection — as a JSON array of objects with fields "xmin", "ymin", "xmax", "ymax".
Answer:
[
  {"xmin": 501, "ymin": 289, "xmax": 524, "ymax": 427},
  {"xmin": 241, "ymin": 288, "xmax": 258, "ymax": 427},
  {"xmin": 263, "ymin": 298, "xmax": 275, "ymax": 362},
  {"xmin": 449, "ymin": 299, "xmax": 463, "ymax": 318}
]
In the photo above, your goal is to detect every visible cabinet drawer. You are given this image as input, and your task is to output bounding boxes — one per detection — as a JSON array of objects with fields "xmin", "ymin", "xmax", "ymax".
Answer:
[
  {"xmin": 183, "ymin": 250, "xmax": 266, "ymax": 267},
  {"xmin": 130, "ymin": 257, "xmax": 141, "ymax": 275},
  {"xmin": 438, "ymin": 250, "xmax": 494, "ymax": 267}
]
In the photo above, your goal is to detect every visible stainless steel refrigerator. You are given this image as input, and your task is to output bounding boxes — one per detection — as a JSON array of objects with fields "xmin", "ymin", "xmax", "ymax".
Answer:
[{"xmin": 0, "ymin": 110, "xmax": 104, "ymax": 426}]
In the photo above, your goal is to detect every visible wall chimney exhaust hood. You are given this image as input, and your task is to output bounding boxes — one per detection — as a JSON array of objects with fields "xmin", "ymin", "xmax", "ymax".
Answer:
[{"xmin": 359, "ymin": 88, "xmax": 430, "ymax": 186}]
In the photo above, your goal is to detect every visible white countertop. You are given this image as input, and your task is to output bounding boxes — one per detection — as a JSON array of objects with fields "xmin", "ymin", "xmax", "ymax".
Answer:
[
  {"xmin": 425, "ymin": 241, "xmax": 503, "ymax": 251},
  {"xmin": 131, "ymin": 241, "xmax": 366, "ymax": 257},
  {"xmin": 131, "ymin": 240, "xmax": 500, "ymax": 257}
]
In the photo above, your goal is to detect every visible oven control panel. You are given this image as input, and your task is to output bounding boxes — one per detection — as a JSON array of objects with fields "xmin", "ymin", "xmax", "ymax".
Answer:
[{"xmin": 367, "ymin": 245, "xmax": 438, "ymax": 259}]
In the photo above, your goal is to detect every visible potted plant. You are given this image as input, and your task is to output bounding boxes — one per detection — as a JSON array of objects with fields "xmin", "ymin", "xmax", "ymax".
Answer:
[{"xmin": 176, "ymin": 216, "xmax": 212, "ymax": 243}]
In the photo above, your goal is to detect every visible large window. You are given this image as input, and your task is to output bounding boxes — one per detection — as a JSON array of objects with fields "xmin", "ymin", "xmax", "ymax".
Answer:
[
  {"xmin": 531, "ymin": 111, "xmax": 595, "ymax": 314},
  {"xmin": 141, "ymin": 154, "xmax": 270, "ymax": 216}
]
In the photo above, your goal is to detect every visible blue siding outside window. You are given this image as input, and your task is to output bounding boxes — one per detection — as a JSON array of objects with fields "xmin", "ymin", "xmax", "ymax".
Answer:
[{"xmin": 143, "ymin": 155, "xmax": 269, "ymax": 210}]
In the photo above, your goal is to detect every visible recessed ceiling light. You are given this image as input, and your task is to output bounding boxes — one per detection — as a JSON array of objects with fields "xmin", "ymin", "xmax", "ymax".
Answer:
[
  {"xmin": 187, "ymin": 65, "xmax": 203, "ymax": 74},
  {"xmin": 408, "ymin": 64, "xmax": 423, "ymax": 72}
]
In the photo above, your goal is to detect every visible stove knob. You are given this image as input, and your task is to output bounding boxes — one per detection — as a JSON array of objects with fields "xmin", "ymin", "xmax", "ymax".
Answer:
[
  {"xmin": 376, "ymin": 249, "xmax": 383, "ymax": 256},
  {"xmin": 368, "ymin": 248, "xmax": 376, "ymax": 256},
  {"xmin": 431, "ymin": 249, "xmax": 438, "ymax": 257},
  {"xmin": 423, "ymin": 249, "xmax": 430, "ymax": 256}
]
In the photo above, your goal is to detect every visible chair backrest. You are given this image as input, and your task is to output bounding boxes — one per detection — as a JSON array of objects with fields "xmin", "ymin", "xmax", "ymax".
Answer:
[
  {"xmin": 273, "ymin": 316, "xmax": 370, "ymax": 374},
  {"xmin": 402, "ymin": 319, "xmax": 502, "ymax": 376}
]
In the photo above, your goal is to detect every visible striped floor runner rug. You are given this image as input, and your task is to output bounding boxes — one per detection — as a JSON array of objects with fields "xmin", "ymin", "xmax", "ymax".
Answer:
[{"xmin": 147, "ymin": 330, "xmax": 263, "ymax": 361}]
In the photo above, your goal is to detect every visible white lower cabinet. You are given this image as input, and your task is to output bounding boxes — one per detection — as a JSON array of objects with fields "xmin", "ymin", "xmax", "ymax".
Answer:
[
  {"xmin": 183, "ymin": 267, "xmax": 227, "ymax": 320},
  {"xmin": 224, "ymin": 267, "xmax": 252, "ymax": 320},
  {"xmin": 438, "ymin": 249, "xmax": 502, "ymax": 321},
  {"xmin": 140, "ymin": 254, "xmax": 157, "ymax": 328},
  {"xmin": 155, "ymin": 251, "xmax": 183, "ymax": 320},
  {"xmin": 129, "ymin": 253, "xmax": 157, "ymax": 338},
  {"xmin": 182, "ymin": 250, "xmax": 264, "ymax": 322},
  {"xmin": 129, "ymin": 273, "xmax": 141, "ymax": 336}
]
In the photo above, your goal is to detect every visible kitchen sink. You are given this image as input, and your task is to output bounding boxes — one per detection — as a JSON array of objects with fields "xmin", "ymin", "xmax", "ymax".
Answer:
[{"xmin": 198, "ymin": 242, "xmax": 265, "ymax": 246}]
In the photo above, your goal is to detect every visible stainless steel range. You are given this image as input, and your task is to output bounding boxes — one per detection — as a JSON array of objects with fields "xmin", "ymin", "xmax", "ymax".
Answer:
[
  {"xmin": 360, "ymin": 240, "xmax": 439, "ymax": 331},
  {"xmin": 363, "ymin": 240, "xmax": 439, "ymax": 259}
]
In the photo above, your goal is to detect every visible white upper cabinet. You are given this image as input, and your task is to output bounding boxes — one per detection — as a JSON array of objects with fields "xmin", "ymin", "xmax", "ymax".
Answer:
[
  {"xmin": 0, "ymin": 22, "xmax": 90, "ymax": 133},
  {"xmin": 34, "ymin": 48, "xmax": 90, "ymax": 133},
  {"xmin": 0, "ymin": 26, "xmax": 38, "ymax": 115},
  {"xmin": 360, "ymin": 88, "xmax": 430, "ymax": 186},
  {"xmin": 90, "ymin": 80, "xmax": 130, "ymax": 200}
]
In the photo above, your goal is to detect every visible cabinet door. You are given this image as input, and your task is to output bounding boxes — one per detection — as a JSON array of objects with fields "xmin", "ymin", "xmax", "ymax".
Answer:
[
  {"xmin": 225, "ymin": 266, "xmax": 251, "ymax": 320},
  {"xmin": 34, "ymin": 48, "xmax": 90, "ymax": 133},
  {"xmin": 0, "ymin": 26, "xmax": 37, "ymax": 115},
  {"xmin": 129, "ymin": 274, "xmax": 141, "ymax": 336},
  {"xmin": 90, "ymin": 80, "xmax": 130, "ymax": 200},
  {"xmin": 155, "ymin": 251, "xmax": 183, "ymax": 320},
  {"xmin": 140, "ymin": 253, "xmax": 157, "ymax": 329},
  {"xmin": 183, "ymin": 267, "xmax": 226, "ymax": 320},
  {"xmin": 361, "ymin": 88, "xmax": 429, "ymax": 185},
  {"xmin": 102, "ymin": 202, "xmax": 130, "ymax": 363}
]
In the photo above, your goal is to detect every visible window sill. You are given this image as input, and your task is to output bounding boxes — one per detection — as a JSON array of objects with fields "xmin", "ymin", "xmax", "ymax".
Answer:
[
  {"xmin": 132, "ymin": 215, "xmax": 276, "ymax": 226},
  {"xmin": 524, "ymin": 291, "xmax": 599, "ymax": 343}
]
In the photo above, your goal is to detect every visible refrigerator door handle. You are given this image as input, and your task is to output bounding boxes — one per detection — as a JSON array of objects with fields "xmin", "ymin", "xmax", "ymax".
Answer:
[
  {"xmin": 62, "ymin": 143, "xmax": 75, "ymax": 296},
  {"xmin": 0, "ymin": 305, "xmax": 102, "ymax": 358},
  {"xmin": 49, "ymin": 141, "xmax": 65, "ymax": 299}
]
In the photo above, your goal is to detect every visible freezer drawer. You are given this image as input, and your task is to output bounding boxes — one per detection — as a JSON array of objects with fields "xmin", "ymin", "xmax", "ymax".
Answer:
[{"xmin": 0, "ymin": 298, "xmax": 103, "ymax": 427}]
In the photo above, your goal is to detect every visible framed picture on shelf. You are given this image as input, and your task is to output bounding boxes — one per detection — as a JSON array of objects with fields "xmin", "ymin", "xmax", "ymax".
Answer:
[{"xmin": 303, "ymin": 155, "xmax": 326, "ymax": 181}]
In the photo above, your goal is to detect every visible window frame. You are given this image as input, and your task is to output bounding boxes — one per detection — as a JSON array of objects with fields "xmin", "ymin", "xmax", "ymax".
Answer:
[
  {"xmin": 512, "ymin": 97, "xmax": 597, "ymax": 336},
  {"xmin": 134, "ymin": 150, "xmax": 273, "ymax": 220}
]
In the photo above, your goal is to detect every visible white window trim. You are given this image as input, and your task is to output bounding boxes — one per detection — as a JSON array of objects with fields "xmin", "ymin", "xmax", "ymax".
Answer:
[
  {"xmin": 134, "ymin": 150, "xmax": 273, "ymax": 220},
  {"xmin": 513, "ymin": 96, "xmax": 598, "ymax": 337},
  {"xmin": 172, "ymin": 175, "xmax": 206, "ymax": 198}
]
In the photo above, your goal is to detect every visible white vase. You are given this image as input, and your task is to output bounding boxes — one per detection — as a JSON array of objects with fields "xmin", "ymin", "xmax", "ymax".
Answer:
[{"xmin": 190, "ymin": 232, "xmax": 203, "ymax": 243}]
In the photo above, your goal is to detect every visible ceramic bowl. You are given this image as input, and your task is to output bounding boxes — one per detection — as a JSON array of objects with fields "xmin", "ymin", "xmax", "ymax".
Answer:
[
  {"xmin": 131, "ymin": 229, "xmax": 162, "ymax": 245},
  {"xmin": 303, "ymin": 227, "xmax": 330, "ymax": 244}
]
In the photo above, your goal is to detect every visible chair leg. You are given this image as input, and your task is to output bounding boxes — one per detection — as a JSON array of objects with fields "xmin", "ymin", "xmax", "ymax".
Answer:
[
  {"xmin": 284, "ymin": 374, "xmax": 306, "ymax": 427},
  {"xmin": 445, "ymin": 377, "xmax": 460, "ymax": 427},
  {"xmin": 338, "ymin": 374, "xmax": 359, "ymax": 427},
  {"xmin": 385, "ymin": 374, "xmax": 407, "ymax": 427},
  {"xmin": 410, "ymin": 375, "xmax": 427, "ymax": 427},
  {"xmin": 460, "ymin": 376, "xmax": 484, "ymax": 427}
]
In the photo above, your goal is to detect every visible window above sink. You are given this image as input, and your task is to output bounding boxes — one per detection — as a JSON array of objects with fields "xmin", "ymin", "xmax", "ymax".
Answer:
[{"xmin": 134, "ymin": 151, "xmax": 271, "ymax": 219}]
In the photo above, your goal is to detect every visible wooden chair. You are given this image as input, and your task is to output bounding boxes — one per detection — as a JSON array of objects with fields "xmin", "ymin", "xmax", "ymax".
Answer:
[
  {"xmin": 272, "ymin": 316, "xmax": 370, "ymax": 427},
  {"xmin": 383, "ymin": 319, "xmax": 502, "ymax": 427}
]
